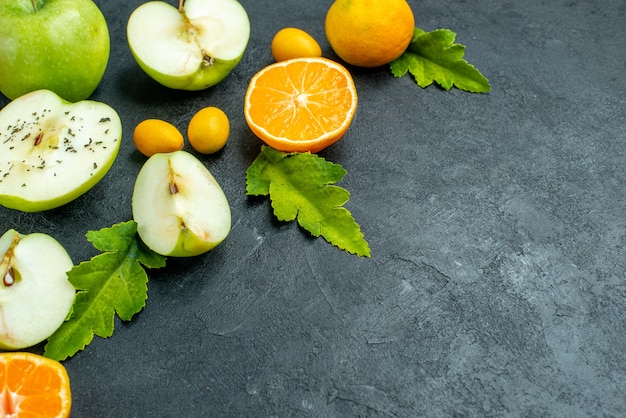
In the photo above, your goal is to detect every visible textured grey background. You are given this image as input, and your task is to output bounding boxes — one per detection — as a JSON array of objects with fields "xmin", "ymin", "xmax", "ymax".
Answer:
[{"xmin": 1, "ymin": 0, "xmax": 625, "ymax": 416}]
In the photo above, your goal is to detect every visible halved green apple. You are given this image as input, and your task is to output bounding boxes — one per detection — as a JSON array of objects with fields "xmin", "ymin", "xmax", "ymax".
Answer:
[
  {"xmin": 0, "ymin": 89, "xmax": 122, "ymax": 212},
  {"xmin": 126, "ymin": 0, "xmax": 250, "ymax": 90},
  {"xmin": 132, "ymin": 150, "xmax": 231, "ymax": 257},
  {"xmin": 0, "ymin": 229, "xmax": 75, "ymax": 350}
]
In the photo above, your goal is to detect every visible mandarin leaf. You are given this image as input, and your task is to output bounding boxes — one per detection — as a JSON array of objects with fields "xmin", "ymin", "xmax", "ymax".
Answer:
[
  {"xmin": 246, "ymin": 146, "xmax": 371, "ymax": 257},
  {"xmin": 391, "ymin": 27, "xmax": 491, "ymax": 93},
  {"xmin": 44, "ymin": 221, "xmax": 166, "ymax": 361}
]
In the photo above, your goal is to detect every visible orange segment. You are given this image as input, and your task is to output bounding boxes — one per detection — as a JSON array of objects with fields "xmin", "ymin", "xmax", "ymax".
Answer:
[
  {"xmin": 244, "ymin": 57, "xmax": 358, "ymax": 153},
  {"xmin": 0, "ymin": 352, "xmax": 71, "ymax": 418}
]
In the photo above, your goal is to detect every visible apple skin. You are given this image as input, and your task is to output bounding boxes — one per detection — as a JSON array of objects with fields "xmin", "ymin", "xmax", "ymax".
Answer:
[
  {"xmin": 0, "ymin": 89, "xmax": 122, "ymax": 212},
  {"xmin": 132, "ymin": 151, "xmax": 231, "ymax": 257},
  {"xmin": 0, "ymin": 0, "xmax": 110, "ymax": 102},
  {"xmin": 127, "ymin": 0, "xmax": 250, "ymax": 91},
  {"xmin": 0, "ymin": 229, "xmax": 76, "ymax": 350}
]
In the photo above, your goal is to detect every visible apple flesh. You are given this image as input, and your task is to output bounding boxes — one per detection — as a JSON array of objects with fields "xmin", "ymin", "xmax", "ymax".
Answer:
[
  {"xmin": 0, "ymin": 0, "xmax": 110, "ymax": 102},
  {"xmin": 127, "ymin": 0, "xmax": 250, "ymax": 90},
  {"xmin": 0, "ymin": 229, "xmax": 76, "ymax": 350},
  {"xmin": 0, "ymin": 89, "xmax": 122, "ymax": 212},
  {"xmin": 132, "ymin": 150, "xmax": 231, "ymax": 257}
]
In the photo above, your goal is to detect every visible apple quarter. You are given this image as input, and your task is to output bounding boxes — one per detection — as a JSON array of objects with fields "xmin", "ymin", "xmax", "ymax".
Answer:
[
  {"xmin": 132, "ymin": 151, "xmax": 231, "ymax": 257},
  {"xmin": 0, "ymin": 229, "xmax": 76, "ymax": 350}
]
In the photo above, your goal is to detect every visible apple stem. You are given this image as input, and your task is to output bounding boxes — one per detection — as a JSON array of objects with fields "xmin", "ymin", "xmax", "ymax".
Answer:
[
  {"xmin": 178, "ymin": 0, "xmax": 184, "ymax": 12},
  {"xmin": 31, "ymin": 0, "xmax": 38, "ymax": 12}
]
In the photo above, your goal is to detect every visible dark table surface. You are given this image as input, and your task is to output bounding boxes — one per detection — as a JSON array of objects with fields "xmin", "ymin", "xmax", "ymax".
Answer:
[{"xmin": 2, "ymin": 0, "xmax": 625, "ymax": 416}]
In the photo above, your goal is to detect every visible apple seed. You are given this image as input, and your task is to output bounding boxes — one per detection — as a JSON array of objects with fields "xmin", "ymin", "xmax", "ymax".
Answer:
[
  {"xmin": 1, "ymin": 232, "xmax": 19, "ymax": 286},
  {"xmin": 201, "ymin": 50, "xmax": 214, "ymax": 67},
  {"xmin": 4, "ymin": 267, "xmax": 14, "ymax": 287}
]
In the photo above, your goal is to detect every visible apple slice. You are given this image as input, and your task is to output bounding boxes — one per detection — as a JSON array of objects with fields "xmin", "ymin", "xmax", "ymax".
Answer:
[
  {"xmin": 0, "ymin": 229, "xmax": 76, "ymax": 350},
  {"xmin": 126, "ymin": 0, "xmax": 250, "ymax": 90},
  {"xmin": 132, "ymin": 150, "xmax": 231, "ymax": 257},
  {"xmin": 0, "ymin": 89, "xmax": 122, "ymax": 212}
]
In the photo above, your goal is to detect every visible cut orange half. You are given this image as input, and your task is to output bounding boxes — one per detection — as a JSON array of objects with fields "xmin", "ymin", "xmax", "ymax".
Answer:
[
  {"xmin": 244, "ymin": 57, "xmax": 358, "ymax": 153},
  {"xmin": 0, "ymin": 352, "xmax": 72, "ymax": 418}
]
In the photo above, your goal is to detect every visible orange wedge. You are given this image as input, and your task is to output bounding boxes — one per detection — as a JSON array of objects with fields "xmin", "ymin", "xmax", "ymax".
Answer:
[
  {"xmin": 244, "ymin": 57, "xmax": 358, "ymax": 153},
  {"xmin": 0, "ymin": 352, "xmax": 72, "ymax": 418}
]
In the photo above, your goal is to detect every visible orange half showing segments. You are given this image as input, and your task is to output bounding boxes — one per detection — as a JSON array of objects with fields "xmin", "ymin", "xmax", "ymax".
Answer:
[
  {"xmin": 244, "ymin": 57, "xmax": 358, "ymax": 153},
  {"xmin": 0, "ymin": 352, "xmax": 72, "ymax": 418}
]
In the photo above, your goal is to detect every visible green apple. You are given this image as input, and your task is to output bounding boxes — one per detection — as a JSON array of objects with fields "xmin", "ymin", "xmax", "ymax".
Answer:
[
  {"xmin": 0, "ymin": 89, "xmax": 122, "ymax": 212},
  {"xmin": 0, "ymin": 229, "xmax": 76, "ymax": 350},
  {"xmin": 0, "ymin": 0, "xmax": 110, "ymax": 102},
  {"xmin": 127, "ymin": 0, "xmax": 250, "ymax": 90},
  {"xmin": 132, "ymin": 150, "xmax": 231, "ymax": 257}
]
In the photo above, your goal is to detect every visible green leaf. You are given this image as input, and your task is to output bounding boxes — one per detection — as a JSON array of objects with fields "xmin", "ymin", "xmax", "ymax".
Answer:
[
  {"xmin": 44, "ymin": 221, "xmax": 166, "ymax": 361},
  {"xmin": 246, "ymin": 146, "xmax": 371, "ymax": 257},
  {"xmin": 391, "ymin": 27, "xmax": 491, "ymax": 93}
]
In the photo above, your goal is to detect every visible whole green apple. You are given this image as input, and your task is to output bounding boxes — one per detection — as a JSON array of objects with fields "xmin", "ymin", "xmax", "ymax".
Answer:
[
  {"xmin": 127, "ymin": 0, "xmax": 250, "ymax": 90},
  {"xmin": 0, "ymin": 0, "xmax": 110, "ymax": 102}
]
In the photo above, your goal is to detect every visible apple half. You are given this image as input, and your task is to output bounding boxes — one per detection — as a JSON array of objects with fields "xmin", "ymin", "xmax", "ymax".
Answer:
[
  {"xmin": 0, "ymin": 229, "xmax": 76, "ymax": 350},
  {"xmin": 126, "ymin": 0, "xmax": 250, "ymax": 90},
  {"xmin": 132, "ymin": 150, "xmax": 231, "ymax": 257},
  {"xmin": 0, "ymin": 89, "xmax": 122, "ymax": 212}
]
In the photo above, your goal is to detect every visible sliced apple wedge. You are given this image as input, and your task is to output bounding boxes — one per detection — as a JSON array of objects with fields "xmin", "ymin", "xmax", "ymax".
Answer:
[
  {"xmin": 0, "ymin": 229, "xmax": 76, "ymax": 350},
  {"xmin": 127, "ymin": 0, "xmax": 250, "ymax": 91},
  {"xmin": 0, "ymin": 89, "xmax": 122, "ymax": 212},
  {"xmin": 132, "ymin": 150, "xmax": 231, "ymax": 257}
]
